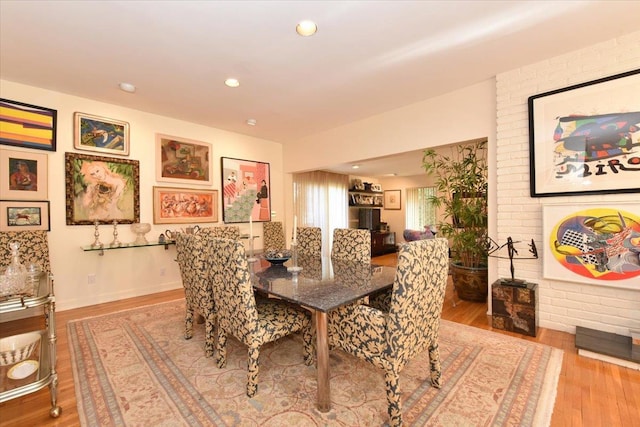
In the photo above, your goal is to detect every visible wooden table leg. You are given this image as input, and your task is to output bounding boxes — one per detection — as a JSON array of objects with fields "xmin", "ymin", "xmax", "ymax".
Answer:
[{"xmin": 315, "ymin": 310, "xmax": 330, "ymax": 412}]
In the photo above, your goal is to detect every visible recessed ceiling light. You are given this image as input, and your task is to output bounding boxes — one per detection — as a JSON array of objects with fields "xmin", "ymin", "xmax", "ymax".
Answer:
[
  {"xmin": 296, "ymin": 20, "xmax": 317, "ymax": 37},
  {"xmin": 119, "ymin": 82, "xmax": 136, "ymax": 93},
  {"xmin": 246, "ymin": 119, "xmax": 257, "ymax": 126},
  {"xmin": 225, "ymin": 78, "xmax": 240, "ymax": 88},
  {"xmin": 352, "ymin": 165, "xmax": 360, "ymax": 170}
]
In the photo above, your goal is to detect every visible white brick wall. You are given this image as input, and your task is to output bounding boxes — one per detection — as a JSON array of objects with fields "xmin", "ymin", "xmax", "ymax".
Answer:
[{"xmin": 495, "ymin": 31, "xmax": 640, "ymax": 336}]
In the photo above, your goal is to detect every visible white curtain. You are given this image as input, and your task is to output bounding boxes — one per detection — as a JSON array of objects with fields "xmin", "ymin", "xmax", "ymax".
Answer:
[
  {"xmin": 293, "ymin": 171, "xmax": 349, "ymax": 257},
  {"xmin": 405, "ymin": 186, "xmax": 437, "ymax": 230}
]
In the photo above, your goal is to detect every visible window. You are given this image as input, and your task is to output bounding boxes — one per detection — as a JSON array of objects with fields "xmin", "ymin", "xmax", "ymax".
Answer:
[{"xmin": 405, "ymin": 187, "xmax": 436, "ymax": 230}]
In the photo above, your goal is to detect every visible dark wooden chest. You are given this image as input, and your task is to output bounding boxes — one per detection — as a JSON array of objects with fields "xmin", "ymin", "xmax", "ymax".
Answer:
[{"xmin": 491, "ymin": 279, "xmax": 538, "ymax": 337}]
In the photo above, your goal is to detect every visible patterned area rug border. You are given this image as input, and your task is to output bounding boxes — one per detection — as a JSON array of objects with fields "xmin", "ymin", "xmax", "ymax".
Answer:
[{"xmin": 67, "ymin": 299, "xmax": 562, "ymax": 426}]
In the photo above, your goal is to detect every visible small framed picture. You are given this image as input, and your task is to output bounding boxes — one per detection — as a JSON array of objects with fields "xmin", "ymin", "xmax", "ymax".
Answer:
[
  {"xmin": 74, "ymin": 112, "xmax": 130, "ymax": 156},
  {"xmin": 0, "ymin": 98, "xmax": 57, "ymax": 151},
  {"xmin": 0, "ymin": 147, "xmax": 48, "ymax": 200},
  {"xmin": 153, "ymin": 186, "xmax": 218, "ymax": 224},
  {"xmin": 0, "ymin": 200, "xmax": 50, "ymax": 232},
  {"xmin": 156, "ymin": 134, "xmax": 212, "ymax": 185},
  {"xmin": 384, "ymin": 189, "xmax": 401, "ymax": 210}
]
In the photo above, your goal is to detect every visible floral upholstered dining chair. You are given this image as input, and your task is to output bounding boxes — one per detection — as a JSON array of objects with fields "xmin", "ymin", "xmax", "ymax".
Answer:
[
  {"xmin": 0, "ymin": 230, "xmax": 51, "ymax": 274},
  {"xmin": 208, "ymin": 237, "xmax": 313, "ymax": 397},
  {"xmin": 175, "ymin": 233, "xmax": 216, "ymax": 357},
  {"xmin": 331, "ymin": 228, "xmax": 370, "ymax": 262},
  {"xmin": 262, "ymin": 221, "xmax": 286, "ymax": 252},
  {"xmin": 199, "ymin": 225, "xmax": 240, "ymax": 240},
  {"xmin": 296, "ymin": 226, "xmax": 322, "ymax": 257},
  {"xmin": 327, "ymin": 238, "xmax": 449, "ymax": 427}
]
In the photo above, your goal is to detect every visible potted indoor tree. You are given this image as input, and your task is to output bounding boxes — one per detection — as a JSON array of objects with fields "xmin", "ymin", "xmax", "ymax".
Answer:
[{"xmin": 422, "ymin": 139, "xmax": 489, "ymax": 302}]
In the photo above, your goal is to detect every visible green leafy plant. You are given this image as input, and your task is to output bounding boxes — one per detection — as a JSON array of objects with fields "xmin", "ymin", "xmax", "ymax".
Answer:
[{"xmin": 422, "ymin": 139, "xmax": 488, "ymax": 269}]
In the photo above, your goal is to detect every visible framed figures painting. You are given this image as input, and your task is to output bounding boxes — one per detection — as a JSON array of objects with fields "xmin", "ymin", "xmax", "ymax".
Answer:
[
  {"xmin": 0, "ymin": 148, "xmax": 48, "ymax": 200},
  {"xmin": 65, "ymin": 152, "xmax": 140, "ymax": 225},
  {"xmin": 153, "ymin": 187, "xmax": 218, "ymax": 224},
  {"xmin": 74, "ymin": 112, "xmax": 130, "ymax": 156},
  {"xmin": 156, "ymin": 134, "xmax": 212, "ymax": 185},
  {"xmin": 221, "ymin": 157, "xmax": 270, "ymax": 223},
  {"xmin": 542, "ymin": 203, "xmax": 640, "ymax": 289},
  {"xmin": 0, "ymin": 98, "xmax": 57, "ymax": 151},
  {"xmin": 528, "ymin": 69, "xmax": 640, "ymax": 197}
]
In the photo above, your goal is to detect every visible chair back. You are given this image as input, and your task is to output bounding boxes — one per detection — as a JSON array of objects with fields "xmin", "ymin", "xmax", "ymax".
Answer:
[
  {"xmin": 0, "ymin": 231, "xmax": 51, "ymax": 273},
  {"xmin": 386, "ymin": 238, "xmax": 449, "ymax": 365},
  {"xmin": 208, "ymin": 238, "xmax": 258, "ymax": 341},
  {"xmin": 331, "ymin": 228, "xmax": 370, "ymax": 262},
  {"xmin": 200, "ymin": 225, "xmax": 240, "ymax": 240},
  {"xmin": 175, "ymin": 233, "xmax": 214, "ymax": 310},
  {"xmin": 296, "ymin": 226, "xmax": 322, "ymax": 257},
  {"xmin": 263, "ymin": 221, "xmax": 286, "ymax": 252}
]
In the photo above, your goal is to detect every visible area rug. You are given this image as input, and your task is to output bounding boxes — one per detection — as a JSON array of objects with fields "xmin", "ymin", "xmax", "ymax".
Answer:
[{"xmin": 67, "ymin": 299, "xmax": 563, "ymax": 426}]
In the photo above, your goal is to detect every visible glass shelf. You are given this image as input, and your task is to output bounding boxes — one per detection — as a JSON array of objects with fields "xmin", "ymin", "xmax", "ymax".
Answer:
[{"xmin": 81, "ymin": 241, "xmax": 174, "ymax": 256}]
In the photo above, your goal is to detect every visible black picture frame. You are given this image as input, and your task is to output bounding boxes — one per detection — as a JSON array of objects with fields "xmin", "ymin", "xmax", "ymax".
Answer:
[
  {"xmin": 0, "ymin": 98, "xmax": 57, "ymax": 152},
  {"xmin": 528, "ymin": 69, "xmax": 640, "ymax": 197}
]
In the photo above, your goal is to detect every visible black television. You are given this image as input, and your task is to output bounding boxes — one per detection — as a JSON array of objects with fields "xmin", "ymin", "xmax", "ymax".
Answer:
[{"xmin": 359, "ymin": 208, "xmax": 381, "ymax": 231}]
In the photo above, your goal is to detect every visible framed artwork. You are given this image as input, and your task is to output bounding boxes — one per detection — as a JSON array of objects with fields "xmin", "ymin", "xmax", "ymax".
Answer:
[
  {"xmin": 542, "ymin": 203, "xmax": 640, "ymax": 289},
  {"xmin": 74, "ymin": 112, "xmax": 130, "ymax": 156},
  {"xmin": 528, "ymin": 69, "xmax": 640, "ymax": 197},
  {"xmin": 65, "ymin": 152, "xmax": 140, "ymax": 225},
  {"xmin": 0, "ymin": 148, "xmax": 48, "ymax": 200},
  {"xmin": 221, "ymin": 157, "xmax": 270, "ymax": 223},
  {"xmin": 0, "ymin": 200, "xmax": 50, "ymax": 232},
  {"xmin": 384, "ymin": 190, "xmax": 401, "ymax": 210},
  {"xmin": 152, "ymin": 186, "xmax": 218, "ymax": 224},
  {"xmin": 156, "ymin": 134, "xmax": 212, "ymax": 185},
  {"xmin": 0, "ymin": 98, "xmax": 57, "ymax": 151}
]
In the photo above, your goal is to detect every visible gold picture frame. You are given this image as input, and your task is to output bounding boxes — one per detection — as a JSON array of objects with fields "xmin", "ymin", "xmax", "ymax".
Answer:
[{"xmin": 153, "ymin": 186, "xmax": 218, "ymax": 224}]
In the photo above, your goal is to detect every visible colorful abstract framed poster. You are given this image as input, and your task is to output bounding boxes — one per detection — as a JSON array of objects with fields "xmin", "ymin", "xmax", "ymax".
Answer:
[
  {"xmin": 221, "ymin": 157, "xmax": 270, "ymax": 223},
  {"xmin": 0, "ymin": 147, "xmax": 48, "ymax": 200},
  {"xmin": 74, "ymin": 112, "xmax": 130, "ymax": 156},
  {"xmin": 542, "ymin": 203, "xmax": 640, "ymax": 289},
  {"xmin": 528, "ymin": 69, "xmax": 640, "ymax": 197},
  {"xmin": 152, "ymin": 186, "xmax": 218, "ymax": 224},
  {"xmin": 156, "ymin": 134, "xmax": 212, "ymax": 185},
  {"xmin": 0, "ymin": 98, "xmax": 57, "ymax": 151},
  {"xmin": 0, "ymin": 200, "xmax": 50, "ymax": 232},
  {"xmin": 65, "ymin": 152, "xmax": 140, "ymax": 225}
]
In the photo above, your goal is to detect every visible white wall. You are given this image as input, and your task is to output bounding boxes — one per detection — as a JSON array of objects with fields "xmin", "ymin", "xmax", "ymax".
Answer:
[
  {"xmin": 1, "ymin": 80, "xmax": 284, "ymax": 311},
  {"xmin": 495, "ymin": 32, "xmax": 640, "ymax": 335}
]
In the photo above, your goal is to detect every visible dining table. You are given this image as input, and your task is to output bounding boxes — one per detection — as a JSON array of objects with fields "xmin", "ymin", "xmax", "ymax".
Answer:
[{"xmin": 250, "ymin": 254, "xmax": 396, "ymax": 412}]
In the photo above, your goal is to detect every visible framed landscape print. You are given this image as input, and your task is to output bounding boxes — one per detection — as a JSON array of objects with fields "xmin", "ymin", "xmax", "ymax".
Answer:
[
  {"xmin": 65, "ymin": 152, "xmax": 140, "ymax": 225},
  {"xmin": 221, "ymin": 157, "xmax": 270, "ymax": 223},
  {"xmin": 152, "ymin": 186, "xmax": 218, "ymax": 224},
  {"xmin": 542, "ymin": 203, "xmax": 640, "ymax": 289},
  {"xmin": 74, "ymin": 112, "xmax": 130, "ymax": 156},
  {"xmin": 528, "ymin": 69, "xmax": 640, "ymax": 197},
  {"xmin": 156, "ymin": 134, "xmax": 212, "ymax": 185},
  {"xmin": 0, "ymin": 98, "xmax": 57, "ymax": 151},
  {"xmin": 0, "ymin": 200, "xmax": 50, "ymax": 232},
  {"xmin": 0, "ymin": 147, "xmax": 48, "ymax": 200}
]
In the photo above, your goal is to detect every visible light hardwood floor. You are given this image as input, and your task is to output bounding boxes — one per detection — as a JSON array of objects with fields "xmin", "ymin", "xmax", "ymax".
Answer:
[{"xmin": 1, "ymin": 254, "xmax": 638, "ymax": 427}]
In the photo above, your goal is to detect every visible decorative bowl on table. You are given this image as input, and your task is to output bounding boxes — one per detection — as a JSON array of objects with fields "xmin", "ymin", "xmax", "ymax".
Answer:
[
  {"xmin": 264, "ymin": 249, "xmax": 292, "ymax": 265},
  {"xmin": 0, "ymin": 332, "xmax": 41, "ymax": 366}
]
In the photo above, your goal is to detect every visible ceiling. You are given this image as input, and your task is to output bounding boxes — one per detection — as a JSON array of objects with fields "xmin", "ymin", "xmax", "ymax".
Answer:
[{"xmin": 1, "ymin": 1, "xmax": 639, "ymax": 177}]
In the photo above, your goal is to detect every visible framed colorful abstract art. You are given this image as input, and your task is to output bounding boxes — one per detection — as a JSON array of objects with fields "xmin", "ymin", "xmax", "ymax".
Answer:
[
  {"xmin": 528, "ymin": 69, "xmax": 640, "ymax": 197},
  {"xmin": 221, "ymin": 157, "xmax": 270, "ymax": 223},
  {"xmin": 542, "ymin": 203, "xmax": 640, "ymax": 289},
  {"xmin": 152, "ymin": 186, "xmax": 218, "ymax": 225},
  {"xmin": 0, "ymin": 98, "xmax": 57, "ymax": 151},
  {"xmin": 156, "ymin": 134, "xmax": 212, "ymax": 185}
]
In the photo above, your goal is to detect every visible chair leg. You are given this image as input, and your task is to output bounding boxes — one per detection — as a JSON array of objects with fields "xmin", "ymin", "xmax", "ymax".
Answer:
[
  {"xmin": 384, "ymin": 368, "xmax": 403, "ymax": 427},
  {"xmin": 428, "ymin": 343, "xmax": 442, "ymax": 388},
  {"xmin": 246, "ymin": 345, "xmax": 260, "ymax": 397},
  {"xmin": 215, "ymin": 327, "xmax": 227, "ymax": 369},
  {"xmin": 302, "ymin": 319, "xmax": 314, "ymax": 366},
  {"xmin": 184, "ymin": 307, "xmax": 194, "ymax": 340},
  {"xmin": 204, "ymin": 315, "xmax": 215, "ymax": 358}
]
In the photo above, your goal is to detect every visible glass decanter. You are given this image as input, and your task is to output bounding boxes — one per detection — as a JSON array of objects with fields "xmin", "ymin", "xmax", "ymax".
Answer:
[{"xmin": 4, "ymin": 241, "xmax": 27, "ymax": 295}]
